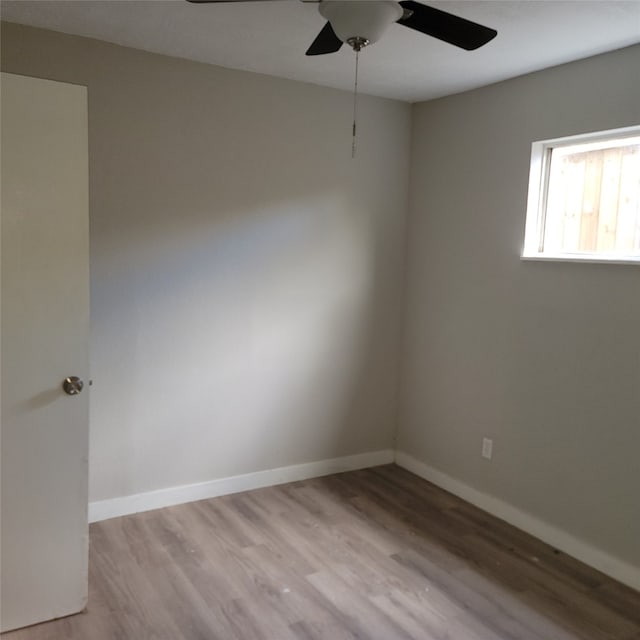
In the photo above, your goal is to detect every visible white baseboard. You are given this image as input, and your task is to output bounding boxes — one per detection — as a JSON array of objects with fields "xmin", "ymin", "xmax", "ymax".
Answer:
[
  {"xmin": 395, "ymin": 451, "xmax": 640, "ymax": 592},
  {"xmin": 89, "ymin": 446, "xmax": 639, "ymax": 592},
  {"xmin": 89, "ymin": 449, "xmax": 394, "ymax": 523}
]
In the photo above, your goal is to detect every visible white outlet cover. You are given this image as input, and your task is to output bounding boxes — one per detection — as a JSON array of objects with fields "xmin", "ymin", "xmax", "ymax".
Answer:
[{"xmin": 482, "ymin": 438, "xmax": 493, "ymax": 460}]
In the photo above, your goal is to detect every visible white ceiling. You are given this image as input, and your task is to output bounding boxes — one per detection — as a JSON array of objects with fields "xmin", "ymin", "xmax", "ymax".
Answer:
[{"xmin": 2, "ymin": 0, "xmax": 640, "ymax": 102}]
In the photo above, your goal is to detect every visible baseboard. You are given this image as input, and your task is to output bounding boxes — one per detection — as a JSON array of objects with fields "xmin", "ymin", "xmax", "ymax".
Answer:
[
  {"xmin": 394, "ymin": 451, "xmax": 640, "ymax": 592},
  {"xmin": 89, "ymin": 449, "xmax": 394, "ymax": 523},
  {"xmin": 89, "ymin": 447, "xmax": 639, "ymax": 591}
]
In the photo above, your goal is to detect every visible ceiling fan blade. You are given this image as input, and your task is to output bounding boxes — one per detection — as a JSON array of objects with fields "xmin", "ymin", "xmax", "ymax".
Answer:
[
  {"xmin": 398, "ymin": 1, "xmax": 497, "ymax": 51},
  {"xmin": 306, "ymin": 22, "xmax": 343, "ymax": 56}
]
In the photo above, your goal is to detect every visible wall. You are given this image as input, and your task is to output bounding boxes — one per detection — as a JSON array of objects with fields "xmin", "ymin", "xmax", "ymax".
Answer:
[
  {"xmin": 399, "ymin": 44, "xmax": 640, "ymax": 573},
  {"xmin": 1, "ymin": 22, "xmax": 411, "ymax": 503}
]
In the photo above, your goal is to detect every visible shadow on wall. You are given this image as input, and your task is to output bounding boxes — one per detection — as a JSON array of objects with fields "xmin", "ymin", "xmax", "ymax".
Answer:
[{"xmin": 90, "ymin": 182, "xmax": 387, "ymax": 495}]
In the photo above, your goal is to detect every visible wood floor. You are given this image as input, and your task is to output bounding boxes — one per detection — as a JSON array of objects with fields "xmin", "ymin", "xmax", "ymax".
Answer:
[{"xmin": 4, "ymin": 465, "xmax": 639, "ymax": 640}]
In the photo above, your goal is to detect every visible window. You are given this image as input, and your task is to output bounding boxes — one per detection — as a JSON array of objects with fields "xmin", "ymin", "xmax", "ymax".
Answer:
[{"xmin": 523, "ymin": 126, "xmax": 640, "ymax": 263}]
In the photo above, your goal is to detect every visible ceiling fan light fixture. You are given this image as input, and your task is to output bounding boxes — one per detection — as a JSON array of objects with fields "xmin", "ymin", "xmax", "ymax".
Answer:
[{"xmin": 319, "ymin": 1, "xmax": 403, "ymax": 48}]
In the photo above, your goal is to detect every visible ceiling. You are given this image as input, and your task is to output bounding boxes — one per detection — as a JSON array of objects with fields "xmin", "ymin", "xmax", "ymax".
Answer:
[{"xmin": 2, "ymin": 0, "xmax": 639, "ymax": 102}]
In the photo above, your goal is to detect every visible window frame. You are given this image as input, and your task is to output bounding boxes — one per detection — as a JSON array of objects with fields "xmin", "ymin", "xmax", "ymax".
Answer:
[{"xmin": 522, "ymin": 125, "xmax": 640, "ymax": 265}]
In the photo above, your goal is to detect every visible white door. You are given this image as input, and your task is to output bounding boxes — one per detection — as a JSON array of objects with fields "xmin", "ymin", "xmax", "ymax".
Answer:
[{"xmin": 1, "ymin": 72, "xmax": 90, "ymax": 633}]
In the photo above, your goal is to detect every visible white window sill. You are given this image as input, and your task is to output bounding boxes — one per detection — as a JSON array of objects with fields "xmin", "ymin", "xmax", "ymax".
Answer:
[{"xmin": 521, "ymin": 253, "xmax": 640, "ymax": 266}]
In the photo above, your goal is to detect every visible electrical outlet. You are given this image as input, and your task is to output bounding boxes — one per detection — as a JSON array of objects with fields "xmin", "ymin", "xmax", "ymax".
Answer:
[{"xmin": 482, "ymin": 438, "xmax": 493, "ymax": 460}]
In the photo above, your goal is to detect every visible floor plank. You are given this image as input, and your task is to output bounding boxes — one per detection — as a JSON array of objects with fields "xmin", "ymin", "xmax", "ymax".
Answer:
[{"xmin": 3, "ymin": 464, "xmax": 639, "ymax": 639}]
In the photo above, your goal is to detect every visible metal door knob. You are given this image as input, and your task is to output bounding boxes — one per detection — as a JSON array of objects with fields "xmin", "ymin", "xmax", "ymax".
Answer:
[{"xmin": 62, "ymin": 376, "xmax": 84, "ymax": 396}]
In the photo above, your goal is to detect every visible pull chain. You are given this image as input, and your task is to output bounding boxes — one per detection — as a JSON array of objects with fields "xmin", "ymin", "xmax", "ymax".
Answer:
[{"xmin": 351, "ymin": 49, "xmax": 359, "ymax": 159}]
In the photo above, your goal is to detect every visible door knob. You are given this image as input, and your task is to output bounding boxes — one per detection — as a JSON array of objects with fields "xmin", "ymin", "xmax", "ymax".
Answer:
[{"xmin": 62, "ymin": 376, "xmax": 84, "ymax": 396}]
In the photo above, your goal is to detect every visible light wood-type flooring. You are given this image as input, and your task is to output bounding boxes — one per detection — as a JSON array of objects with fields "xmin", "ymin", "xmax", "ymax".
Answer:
[{"xmin": 3, "ymin": 465, "xmax": 640, "ymax": 639}]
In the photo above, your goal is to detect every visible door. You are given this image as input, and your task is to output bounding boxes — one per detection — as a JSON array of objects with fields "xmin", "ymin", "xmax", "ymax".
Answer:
[{"xmin": 1, "ymin": 72, "xmax": 90, "ymax": 632}]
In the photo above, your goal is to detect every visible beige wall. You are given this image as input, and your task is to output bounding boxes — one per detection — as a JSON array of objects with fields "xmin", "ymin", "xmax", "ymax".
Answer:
[
  {"xmin": 1, "ymin": 22, "xmax": 411, "ymax": 502},
  {"xmin": 399, "ymin": 44, "xmax": 640, "ymax": 568}
]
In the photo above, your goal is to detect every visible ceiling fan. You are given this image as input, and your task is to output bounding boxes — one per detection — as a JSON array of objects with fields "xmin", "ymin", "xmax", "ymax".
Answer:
[
  {"xmin": 186, "ymin": 1, "xmax": 496, "ymax": 157},
  {"xmin": 186, "ymin": 0, "xmax": 498, "ymax": 55}
]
